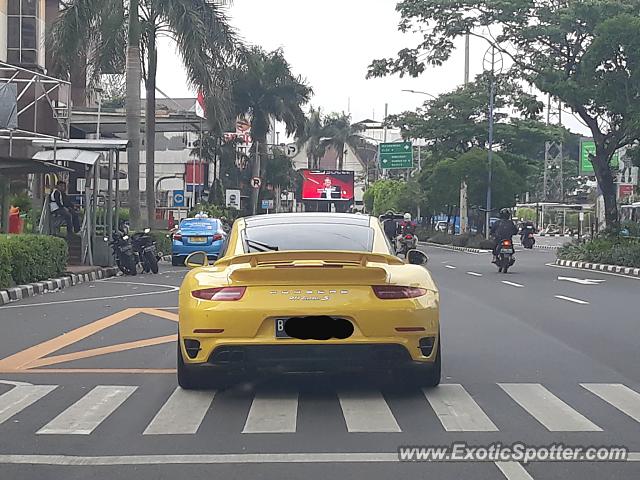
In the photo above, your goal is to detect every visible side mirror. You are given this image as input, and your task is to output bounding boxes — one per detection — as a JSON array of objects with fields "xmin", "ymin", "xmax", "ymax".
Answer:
[
  {"xmin": 185, "ymin": 251, "xmax": 209, "ymax": 269},
  {"xmin": 407, "ymin": 249, "xmax": 428, "ymax": 266}
]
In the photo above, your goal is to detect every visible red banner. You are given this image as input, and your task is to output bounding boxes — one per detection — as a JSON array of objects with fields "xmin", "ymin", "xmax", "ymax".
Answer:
[
  {"xmin": 301, "ymin": 170, "xmax": 354, "ymax": 201},
  {"xmin": 185, "ymin": 162, "xmax": 206, "ymax": 184}
]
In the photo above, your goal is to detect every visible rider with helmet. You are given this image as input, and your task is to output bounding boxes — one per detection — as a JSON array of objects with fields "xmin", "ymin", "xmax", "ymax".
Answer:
[
  {"xmin": 396, "ymin": 213, "xmax": 418, "ymax": 252},
  {"xmin": 490, "ymin": 208, "xmax": 518, "ymax": 263}
]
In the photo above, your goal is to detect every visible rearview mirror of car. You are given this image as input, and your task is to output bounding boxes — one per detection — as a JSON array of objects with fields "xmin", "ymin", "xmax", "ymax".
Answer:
[
  {"xmin": 407, "ymin": 249, "xmax": 428, "ymax": 266},
  {"xmin": 185, "ymin": 251, "xmax": 209, "ymax": 269}
]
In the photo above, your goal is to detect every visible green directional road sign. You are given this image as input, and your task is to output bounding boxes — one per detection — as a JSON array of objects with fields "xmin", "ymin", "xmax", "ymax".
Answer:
[
  {"xmin": 379, "ymin": 142, "xmax": 413, "ymax": 169},
  {"xmin": 579, "ymin": 138, "xmax": 619, "ymax": 176}
]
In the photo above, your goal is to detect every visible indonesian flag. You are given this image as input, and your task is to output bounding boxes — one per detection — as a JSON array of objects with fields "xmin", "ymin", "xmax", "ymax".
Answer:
[{"xmin": 195, "ymin": 90, "xmax": 206, "ymax": 119}]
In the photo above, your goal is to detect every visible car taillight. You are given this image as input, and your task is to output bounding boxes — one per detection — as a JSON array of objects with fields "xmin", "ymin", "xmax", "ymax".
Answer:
[
  {"xmin": 405, "ymin": 235, "xmax": 413, "ymax": 240},
  {"xmin": 372, "ymin": 285, "xmax": 428, "ymax": 299},
  {"xmin": 173, "ymin": 233, "xmax": 182, "ymax": 241},
  {"xmin": 502, "ymin": 239, "xmax": 513, "ymax": 247},
  {"xmin": 212, "ymin": 233, "xmax": 223, "ymax": 241},
  {"xmin": 192, "ymin": 287, "xmax": 246, "ymax": 301}
]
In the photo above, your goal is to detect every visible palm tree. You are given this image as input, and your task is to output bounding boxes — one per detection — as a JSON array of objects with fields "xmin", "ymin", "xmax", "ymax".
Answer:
[
  {"xmin": 320, "ymin": 113, "xmax": 364, "ymax": 170},
  {"xmin": 297, "ymin": 108, "xmax": 326, "ymax": 169},
  {"xmin": 230, "ymin": 47, "xmax": 312, "ymax": 214},
  {"xmin": 49, "ymin": 0, "xmax": 239, "ymax": 228}
]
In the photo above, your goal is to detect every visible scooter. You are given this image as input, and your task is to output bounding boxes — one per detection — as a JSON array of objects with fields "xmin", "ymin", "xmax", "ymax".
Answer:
[
  {"xmin": 105, "ymin": 229, "xmax": 137, "ymax": 276},
  {"xmin": 495, "ymin": 238, "xmax": 516, "ymax": 273},
  {"xmin": 520, "ymin": 225, "xmax": 536, "ymax": 249},
  {"xmin": 397, "ymin": 233, "xmax": 418, "ymax": 258},
  {"xmin": 131, "ymin": 228, "xmax": 161, "ymax": 274}
]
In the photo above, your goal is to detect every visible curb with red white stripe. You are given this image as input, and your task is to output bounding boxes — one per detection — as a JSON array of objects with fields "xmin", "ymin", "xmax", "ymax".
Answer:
[
  {"xmin": 0, "ymin": 267, "xmax": 119, "ymax": 306},
  {"xmin": 555, "ymin": 259, "xmax": 640, "ymax": 278},
  {"xmin": 421, "ymin": 242, "xmax": 490, "ymax": 254}
]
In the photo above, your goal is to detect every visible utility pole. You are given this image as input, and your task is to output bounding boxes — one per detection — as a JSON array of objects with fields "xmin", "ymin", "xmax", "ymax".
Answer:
[
  {"xmin": 483, "ymin": 46, "xmax": 503, "ymax": 239},
  {"xmin": 460, "ymin": 33, "xmax": 471, "ymax": 233}
]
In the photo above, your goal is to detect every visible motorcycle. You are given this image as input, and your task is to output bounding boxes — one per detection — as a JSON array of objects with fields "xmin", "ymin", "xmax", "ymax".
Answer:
[
  {"xmin": 521, "ymin": 225, "xmax": 536, "ymax": 249},
  {"xmin": 131, "ymin": 228, "xmax": 161, "ymax": 274},
  {"xmin": 397, "ymin": 233, "xmax": 418, "ymax": 258},
  {"xmin": 105, "ymin": 229, "xmax": 137, "ymax": 276},
  {"xmin": 495, "ymin": 238, "xmax": 516, "ymax": 273}
]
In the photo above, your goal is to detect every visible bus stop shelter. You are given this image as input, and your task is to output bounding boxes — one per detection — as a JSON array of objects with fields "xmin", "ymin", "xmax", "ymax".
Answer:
[{"xmin": 32, "ymin": 139, "xmax": 130, "ymax": 266}]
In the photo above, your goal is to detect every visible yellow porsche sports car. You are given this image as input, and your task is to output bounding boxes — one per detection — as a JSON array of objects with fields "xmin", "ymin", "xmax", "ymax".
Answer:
[{"xmin": 178, "ymin": 213, "xmax": 440, "ymax": 389}]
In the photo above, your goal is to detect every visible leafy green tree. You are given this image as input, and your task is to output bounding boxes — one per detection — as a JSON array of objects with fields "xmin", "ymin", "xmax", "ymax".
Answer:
[
  {"xmin": 230, "ymin": 47, "xmax": 312, "ymax": 214},
  {"xmin": 49, "ymin": 0, "xmax": 239, "ymax": 227},
  {"xmin": 423, "ymin": 149, "xmax": 522, "ymax": 215},
  {"xmin": 369, "ymin": 0, "xmax": 640, "ymax": 228},
  {"xmin": 297, "ymin": 108, "xmax": 326, "ymax": 169}
]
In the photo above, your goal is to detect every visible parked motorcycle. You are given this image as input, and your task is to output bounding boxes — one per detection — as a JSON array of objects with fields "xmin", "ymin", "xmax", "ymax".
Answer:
[
  {"xmin": 495, "ymin": 238, "xmax": 516, "ymax": 273},
  {"xmin": 105, "ymin": 230, "xmax": 137, "ymax": 276},
  {"xmin": 131, "ymin": 228, "xmax": 161, "ymax": 274}
]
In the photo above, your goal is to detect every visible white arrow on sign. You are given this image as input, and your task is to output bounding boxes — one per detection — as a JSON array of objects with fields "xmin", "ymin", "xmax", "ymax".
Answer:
[{"xmin": 558, "ymin": 276, "xmax": 606, "ymax": 285}]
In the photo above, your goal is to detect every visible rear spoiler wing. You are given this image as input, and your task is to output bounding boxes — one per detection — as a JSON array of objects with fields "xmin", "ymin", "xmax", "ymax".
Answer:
[{"xmin": 215, "ymin": 250, "xmax": 406, "ymax": 268}]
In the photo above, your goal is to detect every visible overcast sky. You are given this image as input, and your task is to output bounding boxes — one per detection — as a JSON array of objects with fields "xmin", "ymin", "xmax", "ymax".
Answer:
[{"xmin": 155, "ymin": 0, "xmax": 587, "ymax": 136}]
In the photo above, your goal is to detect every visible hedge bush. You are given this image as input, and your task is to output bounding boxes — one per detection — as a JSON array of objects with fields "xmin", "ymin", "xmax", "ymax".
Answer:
[
  {"xmin": 558, "ymin": 237, "xmax": 640, "ymax": 268},
  {"xmin": 0, "ymin": 235, "xmax": 68, "ymax": 289}
]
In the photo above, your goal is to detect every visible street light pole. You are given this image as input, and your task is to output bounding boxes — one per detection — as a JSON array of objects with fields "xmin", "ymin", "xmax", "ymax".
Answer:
[{"xmin": 483, "ymin": 46, "xmax": 503, "ymax": 239}]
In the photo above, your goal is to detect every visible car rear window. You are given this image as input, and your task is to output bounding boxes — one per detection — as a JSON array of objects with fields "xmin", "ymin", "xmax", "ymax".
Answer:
[
  {"xmin": 244, "ymin": 223, "xmax": 374, "ymax": 252},
  {"xmin": 180, "ymin": 219, "xmax": 219, "ymax": 230}
]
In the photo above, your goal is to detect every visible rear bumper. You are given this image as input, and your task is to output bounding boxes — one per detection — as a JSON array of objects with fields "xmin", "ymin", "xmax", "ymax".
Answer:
[{"xmin": 172, "ymin": 243, "xmax": 222, "ymax": 258}]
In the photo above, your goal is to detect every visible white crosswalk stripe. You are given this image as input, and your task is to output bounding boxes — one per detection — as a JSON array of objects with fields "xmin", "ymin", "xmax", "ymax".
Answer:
[
  {"xmin": 37, "ymin": 386, "xmax": 137, "ymax": 435},
  {"xmin": 0, "ymin": 385, "xmax": 57, "ymax": 425},
  {"xmin": 581, "ymin": 383, "xmax": 640, "ymax": 424},
  {"xmin": 338, "ymin": 391, "xmax": 401, "ymax": 432},
  {"xmin": 144, "ymin": 388, "xmax": 216, "ymax": 435},
  {"xmin": 423, "ymin": 384, "xmax": 498, "ymax": 431},
  {"xmin": 499, "ymin": 383, "xmax": 602, "ymax": 431},
  {"xmin": 1, "ymin": 383, "xmax": 635, "ymax": 436},
  {"xmin": 243, "ymin": 392, "xmax": 299, "ymax": 433}
]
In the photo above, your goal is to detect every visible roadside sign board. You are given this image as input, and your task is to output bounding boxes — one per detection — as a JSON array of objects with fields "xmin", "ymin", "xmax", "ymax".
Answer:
[
  {"xmin": 579, "ymin": 138, "xmax": 620, "ymax": 176},
  {"xmin": 172, "ymin": 190, "xmax": 185, "ymax": 207},
  {"xmin": 251, "ymin": 177, "xmax": 262, "ymax": 189},
  {"xmin": 379, "ymin": 142, "xmax": 413, "ymax": 169},
  {"xmin": 225, "ymin": 189, "xmax": 241, "ymax": 209},
  {"xmin": 285, "ymin": 143, "xmax": 299, "ymax": 158},
  {"xmin": 261, "ymin": 199, "xmax": 274, "ymax": 210}
]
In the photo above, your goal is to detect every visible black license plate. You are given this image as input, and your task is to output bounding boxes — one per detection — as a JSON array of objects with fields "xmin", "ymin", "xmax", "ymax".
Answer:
[
  {"xmin": 275, "ymin": 318, "xmax": 290, "ymax": 339},
  {"xmin": 500, "ymin": 248, "xmax": 514, "ymax": 254}
]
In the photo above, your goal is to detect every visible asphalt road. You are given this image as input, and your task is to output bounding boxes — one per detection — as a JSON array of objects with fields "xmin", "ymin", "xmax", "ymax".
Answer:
[{"xmin": 0, "ymin": 249, "xmax": 638, "ymax": 480}]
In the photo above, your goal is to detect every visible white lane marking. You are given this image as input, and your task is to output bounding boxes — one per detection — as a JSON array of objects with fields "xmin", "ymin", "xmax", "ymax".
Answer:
[
  {"xmin": 0, "ymin": 452, "xmax": 637, "ymax": 465},
  {"xmin": 557, "ymin": 276, "xmax": 606, "ymax": 285},
  {"xmin": 144, "ymin": 388, "xmax": 215, "ymax": 435},
  {"xmin": 547, "ymin": 263, "xmax": 640, "ymax": 281},
  {"xmin": 0, "ymin": 385, "xmax": 57, "ymax": 425},
  {"xmin": 554, "ymin": 295, "xmax": 589, "ymax": 305},
  {"xmin": 445, "ymin": 265, "xmax": 457, "ymax": 269},
  {"xmin": 0, "ymin": 285, "xmax": 179, "ymax": 309},
  {"xmin": 37, "ymin": 386, "xmax": 137, "ymax": 435},
  {"xmin": 501, "ymin": 281, "xmax": 524, "ymax": 288},
  {"xmin": 0, "ymin": 380, "xmax": 33, "ymax": 387},
  {"xmin": 338, "ymin": 391, "xmax": 401, "ymax": 433},
  {"xmin": 499, "ymin": 384, "xmax": 601, "ymax": 432},
  {"xmin": 496, "ymin": 461, "xmax": 535, "ymax": 480},
  {"xmin": 242, "ymin": 392, "xmax": 299, "ymax": 433},
  {"xmin": 581, "ymin": 384, "xmax": 640, "ymax": 424},
  {"xmin": 466, "ymin": 272, "xmax": 483, "ymax": 277},
  {"xmin": 423, "ymin": 385, "xmax": 498, "ymax": 432}
]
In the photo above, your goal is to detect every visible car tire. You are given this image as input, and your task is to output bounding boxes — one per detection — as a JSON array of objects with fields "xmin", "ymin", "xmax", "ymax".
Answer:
[
  {"xmin": 177, "ymin": 341, "xmax": 203, "ymax": 390},
  {"xmin": 145, "ymin": 251, "xmax": 159, "ymax": 274}
]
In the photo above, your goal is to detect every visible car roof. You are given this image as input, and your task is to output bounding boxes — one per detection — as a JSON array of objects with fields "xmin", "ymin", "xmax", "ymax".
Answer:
[{"xmin": 244, "ymin": 213, "xmax": 371, "ymax": 228}]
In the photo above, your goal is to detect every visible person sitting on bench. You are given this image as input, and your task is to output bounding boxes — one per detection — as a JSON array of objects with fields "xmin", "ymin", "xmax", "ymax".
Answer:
[{"xmin": 49, "ymin": 181, "xmax": 80, "ymax": 237}]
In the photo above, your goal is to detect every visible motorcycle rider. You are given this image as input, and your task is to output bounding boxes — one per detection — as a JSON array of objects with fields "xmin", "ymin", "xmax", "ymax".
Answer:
[
  {"xmin": 490, "ymin": 208, "xmax": 518, "ymax": 263},
  {"xmin": 519, "ymin": 219, "xmax": 536, "ymax": 247},
  {"xmin": 396, "ymin": 213, "xmax": 418, "ymax": 251},
  {"xmin": 381, "ymin": 210, "xmax": 398, "ymax": 245}
]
